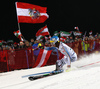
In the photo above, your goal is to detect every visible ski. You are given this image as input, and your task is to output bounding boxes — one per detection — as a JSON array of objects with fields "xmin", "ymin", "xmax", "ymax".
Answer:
[
  {"xmin": 22, "ymin": 71, "xmax": 52, "ymax": 78},
  {"xmin": 22, "ymin": 67, "xmax": 75, "ymax": 79},
  {"xmin": 28, "ymin": 69, "xmax": 64, "ymax": 81}
]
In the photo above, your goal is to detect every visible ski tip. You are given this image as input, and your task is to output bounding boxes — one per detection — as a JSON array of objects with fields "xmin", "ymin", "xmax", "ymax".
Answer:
[
  {"xmin": 28, "ymin": 77, "xmax": 34, "ymax": 81},
  {"xmin": 28, "ymin": 76, "xmax": 39, "ymax": 81}
]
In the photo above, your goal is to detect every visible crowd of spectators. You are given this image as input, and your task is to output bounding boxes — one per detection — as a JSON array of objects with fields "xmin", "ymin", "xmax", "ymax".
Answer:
[
  {"xmin": 0, "ymin": 38, "xmax": 34, "ymax": 50},
  {"xmin": 0, "ymin": 33, "xmax": 100, "ymax": 57}
]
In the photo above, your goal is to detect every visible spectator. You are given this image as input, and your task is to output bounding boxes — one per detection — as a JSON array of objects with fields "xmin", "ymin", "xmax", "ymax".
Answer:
[
  {"xmin": 95, "ymin": 38, "xmax": 100, "ymax": 51},
  {"xmin": 2, "ymin": 45, "xmax": 7, "ymax": 51},
  {"xmin": 92, "ymin": 38, "xmax": 96, "ymax": 52},
  {"xmin": 88, "ymin": 37, "xmax": 94, "ymax": 53},
  {"xmin": 96, "ymin": 32, "xmax": 99, "ymax": 37},
  {"xmin": 19, "ymin": 41, "xmax": 25, "ymax": 49},
  {"xmin": 45, "ymin": 41, "xmax": 51, "ymax": 47},
  {"xmin": 25, "ymin": 41, "xmax": 30, "ymax": 48},
  {"xmin": 78, "ymin": 38, "xmax": 82, "ymax": 56},
  {"xmin": 94, "ymin": 35, "xmax": 98, "ymax": 39},
  {"xmin": 1, "ymin": 45, "xmax": 7, "ymax": 62},
  {"xmin": 73, "ymin": 38, "xmax": 79, "ymax": 56},
  {"xmin": 39, "ymin": 41, "xmax": 44, "ymax": 49},
  {"xmin": 13, "ymin": 42, "xmax": 18, "ymax": 49},
  {"xmin": 30, "ymin": 38, "xmax": 34, "ymax": 46},
  {"xmin": 98, "ymin": 34, "xmax": 100, "ymax": 40},
  {"xmin": 89, "ymin": 34, "xmax": 93, "ymax": 38},
  {"xmin": 69, "ymin": 36, "xmax": 74, "ymax": 43},
  {"xmin": 7, "ymin": 40, "xmax": 14, "ymax": 48},
  {"xmin": 67, "ymin": 36, "xmax": 74, "ymax": 48},
  {"xmin": 65, "ymin": 37, "xmax": 70, "ymax": 43},
  {"xmin": 81, "ymin": 37, "xmax": 90, "ymax": 55}
]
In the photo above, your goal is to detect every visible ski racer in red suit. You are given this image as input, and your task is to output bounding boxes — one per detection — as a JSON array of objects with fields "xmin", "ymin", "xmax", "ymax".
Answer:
[{"xmin": 50, "ymin": 36, "xmax": 77, "ymax": 71}]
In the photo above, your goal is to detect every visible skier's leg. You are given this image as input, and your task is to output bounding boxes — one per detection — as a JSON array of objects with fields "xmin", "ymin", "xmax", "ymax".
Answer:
[
  {"xmin": 55, "ymin": 60, "xmax": 63, "ymax": 71},
  {"xmin": 62, "ymin": 56, "xmax": 71, "ymax": 68},
  {"xmin": 55, "ymin": 56, "xmax": 69, "ymax": 70},
  {"xmin": 71, "ymin": 53, "xmax": 77, "ymax": 62}
]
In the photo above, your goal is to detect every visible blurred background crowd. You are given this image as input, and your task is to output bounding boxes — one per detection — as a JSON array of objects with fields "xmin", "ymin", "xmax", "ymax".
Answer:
[{"xmin": 0, "ymin": 32, "xmax": 100, "ymax": 57}]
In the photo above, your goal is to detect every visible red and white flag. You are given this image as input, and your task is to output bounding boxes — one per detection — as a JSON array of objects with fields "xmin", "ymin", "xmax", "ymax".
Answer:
[
  {"xmin": 73, "ymin": 31, "xmax": 82, "ymax": 36},
  {"xmin": 60, "ymin": 37, "xmax": 66, "ymax": 42},
  {"xmin": 33, "ymin": 49, "xmax": 52, "ymax": 67},
  {"xmin": 15, "ymin": 2, "xmax": 49, "ymax": 23},
  {"xmin": 36, "ymin": 25, "xmax": 50, "ymax": 36},
  {"xmin": 13, "ymin": 30, "xmax": 24, "ymax": 41},
  {"xmin": 74, "ymin": 26, "xmax": 79, "ymax": 31}
]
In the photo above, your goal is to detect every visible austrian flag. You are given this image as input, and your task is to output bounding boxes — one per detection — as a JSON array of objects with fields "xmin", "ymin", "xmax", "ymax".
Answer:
[
  {"xmin": 15, "ymin": 2, "xmax": 49, "ymax": 23},
  {"xmin": 33, "ymin": 49, "xmax": 52, "ymax": 67},
  {"xmin": 36, "ymin": 25, "xmax": 49, "ymax": 36}
]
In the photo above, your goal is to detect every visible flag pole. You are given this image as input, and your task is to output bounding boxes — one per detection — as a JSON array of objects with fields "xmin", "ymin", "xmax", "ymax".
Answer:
[
  {"xmin": 83, "ymin": 31, "xmax": 87, "ymax": 40},
  {"xmin": 15, "ymin": 2, "xmax": 21, "ymax": 31},
  {"xmin": 15, "ymin": 2, "xmax": 25, "ymax": 41},
  {"xmin": 18, "ymin": 23, "xmax": 21, "ymax": 31}
]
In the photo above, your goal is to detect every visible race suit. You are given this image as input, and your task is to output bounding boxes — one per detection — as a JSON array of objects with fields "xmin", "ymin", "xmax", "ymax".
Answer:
[{"xmin": 56, "ymin": 42, "xmax": 77, "ymax": 70}]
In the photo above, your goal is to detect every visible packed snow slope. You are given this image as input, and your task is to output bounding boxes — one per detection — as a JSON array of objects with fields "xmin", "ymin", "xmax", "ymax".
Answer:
[{"xmin": 0, "ymin": 52, "xmax": 100, "ymax": 89}]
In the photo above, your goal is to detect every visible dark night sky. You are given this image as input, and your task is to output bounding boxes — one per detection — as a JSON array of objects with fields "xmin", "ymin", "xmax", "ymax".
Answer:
[{"xmin": 1, "ymin": 0, "xmax": 100, "ymax": 42}]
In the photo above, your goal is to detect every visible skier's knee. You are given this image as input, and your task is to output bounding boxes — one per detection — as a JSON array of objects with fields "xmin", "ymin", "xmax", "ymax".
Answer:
[{"xmin": 71, "ymin": 54, "xmax": 77, "ymax": 62}]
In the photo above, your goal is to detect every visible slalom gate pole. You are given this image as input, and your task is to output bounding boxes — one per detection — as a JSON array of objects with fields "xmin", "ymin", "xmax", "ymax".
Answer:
[{"xmin": 25, "ymin": 50, "xmax": 29, "ymax": 69}]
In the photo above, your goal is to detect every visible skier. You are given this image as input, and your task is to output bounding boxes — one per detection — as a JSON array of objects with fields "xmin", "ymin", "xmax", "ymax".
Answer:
[{"xmin": 50, "ymin": 36, "xmax": 77, "ymax": 71}]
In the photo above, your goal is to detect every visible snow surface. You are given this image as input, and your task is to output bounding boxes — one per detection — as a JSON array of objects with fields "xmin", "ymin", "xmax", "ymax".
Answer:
[{"xmin": 0, "ymin": 52, "xmax": 100, "ymax": 89}]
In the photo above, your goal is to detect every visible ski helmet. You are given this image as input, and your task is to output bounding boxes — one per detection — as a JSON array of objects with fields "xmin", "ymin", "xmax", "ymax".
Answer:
[{"xmin": 50, "ymin": 36, "xmax": 59, "ymax": 45}]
